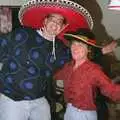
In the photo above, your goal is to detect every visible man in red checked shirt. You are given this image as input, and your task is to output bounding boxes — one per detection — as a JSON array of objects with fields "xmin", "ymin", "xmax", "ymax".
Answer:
[{"xmin": 54, "ymin": 28, "xmax": 120, "ymax": 120}]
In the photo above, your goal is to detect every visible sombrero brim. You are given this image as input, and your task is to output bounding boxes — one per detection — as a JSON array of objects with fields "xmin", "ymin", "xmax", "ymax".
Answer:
[
  {"xmin": 19, "ymin": 6, "xmax": 90, "ymax": 30},
  {"xmin": 19, "ymin": 0, "xmax": 93, "ymax": 42},
  {"xmin": 64, "ymin": 33, "xmax": 102, "ymax": 48}
]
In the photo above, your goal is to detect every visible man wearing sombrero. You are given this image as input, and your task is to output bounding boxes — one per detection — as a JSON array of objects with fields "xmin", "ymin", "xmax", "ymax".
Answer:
[
  {"xmin": 0, "ymin": 0, "xmax": 117, "ymax": 120},
  {"xmin": 54, "ymin": 28, "xmax": 120, "ymax": 120}
]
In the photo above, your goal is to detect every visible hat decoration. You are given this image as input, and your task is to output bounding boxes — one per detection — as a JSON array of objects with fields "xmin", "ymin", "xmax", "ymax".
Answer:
[{"xmin": 64, "ymin": 28, "xmax": 102, "ymax": 48}]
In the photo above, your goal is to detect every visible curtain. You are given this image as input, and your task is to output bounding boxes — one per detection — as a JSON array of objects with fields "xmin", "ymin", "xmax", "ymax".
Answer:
[{"xmin": 0, "ymin": 7, "xmax": 12, "ymax": 34}]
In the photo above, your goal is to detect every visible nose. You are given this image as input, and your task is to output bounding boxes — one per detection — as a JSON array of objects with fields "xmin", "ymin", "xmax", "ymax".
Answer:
[
  {"xmin": 51, "ymin": 24, "xmax": 57, "ymax": 31},
  {"xmin": 51, "ymin": 20, "xmax": 58, "ymax": 28},
  {"xmin": 72, "ymin": 44, "xmax": 83, "ymax": 52}
]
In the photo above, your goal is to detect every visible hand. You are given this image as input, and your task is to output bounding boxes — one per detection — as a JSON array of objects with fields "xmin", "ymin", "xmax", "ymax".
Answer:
[{"xmin": 102, "ymin": 40, "xmax": 117, "ymax": 54}]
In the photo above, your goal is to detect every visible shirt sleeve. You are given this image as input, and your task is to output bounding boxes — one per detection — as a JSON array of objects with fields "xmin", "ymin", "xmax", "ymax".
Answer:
[{"xmin": 95, "ymin": 67, "xmax": 120, "ymax": 101}]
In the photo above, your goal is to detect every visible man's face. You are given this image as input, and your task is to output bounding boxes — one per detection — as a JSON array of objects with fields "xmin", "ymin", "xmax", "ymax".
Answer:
[
  {"xmin": 71, "ymin": 41, "xmax": 88, "ymax": 61},
  {"xmin": 44, "ymin": 13, "xmax": 66, "ymax": 36}
]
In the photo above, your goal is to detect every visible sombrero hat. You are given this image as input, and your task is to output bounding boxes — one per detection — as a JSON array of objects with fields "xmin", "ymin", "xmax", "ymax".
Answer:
[
  {"xmin": 64, "ymin": 28, "xmax": 102, "ymax": 48},
  {"xmin": 18, "ymin": 0, "xmax": 94, "ymax": 41}
]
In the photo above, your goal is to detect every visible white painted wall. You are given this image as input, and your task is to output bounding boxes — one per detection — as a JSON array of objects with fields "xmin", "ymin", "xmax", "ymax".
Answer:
[{"xmin": 0, "ymin": 0, "xmax": 24, "ymax": 6}]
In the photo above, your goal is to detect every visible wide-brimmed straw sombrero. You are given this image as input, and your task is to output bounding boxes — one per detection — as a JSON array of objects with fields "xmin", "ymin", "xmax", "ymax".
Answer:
[
  {"xmin": 64, "ymin": 28, "xmax": 102, "ymax": 48},
  {"xmin": 18, "ymin": 0, "xmax": 94, "ymax": 41}
]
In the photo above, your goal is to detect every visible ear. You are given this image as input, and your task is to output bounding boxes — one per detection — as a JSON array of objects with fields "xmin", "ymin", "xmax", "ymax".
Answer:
[{"xmin": 43, "ymin": 18, "xmax": 47, "ymax": 26}]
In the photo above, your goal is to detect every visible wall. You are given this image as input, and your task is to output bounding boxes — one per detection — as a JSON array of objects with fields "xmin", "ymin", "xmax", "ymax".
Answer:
[{"xmin": 96, "ymin": 0, "xmax": 120, "ymax": 60}]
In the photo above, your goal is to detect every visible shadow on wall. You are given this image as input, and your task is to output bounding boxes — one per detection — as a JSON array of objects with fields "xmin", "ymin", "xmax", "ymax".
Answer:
[{"xmin": 74, "ymin": 0, "xmax": 113, "ymax": 44}]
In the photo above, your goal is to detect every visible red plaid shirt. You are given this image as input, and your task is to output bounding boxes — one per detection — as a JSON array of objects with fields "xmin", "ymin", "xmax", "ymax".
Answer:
[{"xmin": 54, "ymin": 60, "xmax": 120, "ymax": 110}]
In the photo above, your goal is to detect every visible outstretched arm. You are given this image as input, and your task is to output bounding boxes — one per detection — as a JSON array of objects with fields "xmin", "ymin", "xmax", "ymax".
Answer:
[
  {"xmin": 101, "ymin": 40, "xmax": 117, "ymax": 54},
  {"xmin": 95, "ymin": 67, "xmax": 120, "ymax": 102}
]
